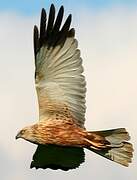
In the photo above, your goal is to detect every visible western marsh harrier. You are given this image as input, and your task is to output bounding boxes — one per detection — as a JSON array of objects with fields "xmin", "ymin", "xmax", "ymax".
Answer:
[{"xmin": 16, "ymin": 4, "xmax": 133, "ymax": 170}]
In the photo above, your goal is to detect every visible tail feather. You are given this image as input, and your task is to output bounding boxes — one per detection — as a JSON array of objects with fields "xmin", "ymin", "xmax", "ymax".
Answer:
[{"xmin": 86, "ymin": 128, "xmax": 133, "ymax": 167}]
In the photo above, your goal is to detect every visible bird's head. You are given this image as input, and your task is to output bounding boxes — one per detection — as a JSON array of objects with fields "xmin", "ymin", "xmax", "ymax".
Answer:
[{"xmin": 15, "ymin": 124, "xmax": 38, "ymax": 144}]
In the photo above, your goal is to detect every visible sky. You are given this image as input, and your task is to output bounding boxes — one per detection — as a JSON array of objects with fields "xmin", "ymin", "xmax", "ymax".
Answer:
[
  {"xmin": 0, "ymin": 0, "xmax": 137, "ymax": 15},
  {"xmin": 0, "ymin": 0, "xmax": 137, "ymax": 180}
]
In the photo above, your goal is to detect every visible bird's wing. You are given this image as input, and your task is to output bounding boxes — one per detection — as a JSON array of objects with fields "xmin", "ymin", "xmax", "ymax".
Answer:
[
  {"xmin": 31, "ymin": 145, "xmax": 85, "ymax": 171},
  {"xmin": 34, "ymin": 4, "xmax": 86, "ymax": 127}
]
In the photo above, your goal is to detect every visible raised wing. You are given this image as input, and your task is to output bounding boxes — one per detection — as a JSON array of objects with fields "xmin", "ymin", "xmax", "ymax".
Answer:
[{"xmin": 34, "ymin": 4, "xmax": 86, "ymax": 127}]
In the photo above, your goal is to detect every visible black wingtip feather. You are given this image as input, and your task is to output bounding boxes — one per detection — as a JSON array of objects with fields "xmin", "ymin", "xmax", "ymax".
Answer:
[
  {"xmin": 40, "ymin": 8, "xmax": 47, "ymax": 46},
  {"xmin": 41, "ymin": 8, "xmax": 46, "ymax": 15},
  {"xmin": 33, "ymin": 25, "xmax": 39, "ymax": 58},
  {"xmin": 61, "ymin": 14, "xmax": 72, "ymax": 33},
  {"xmin": 34, "ymin": 4, "xmax": 74, "ymax": 57},
  {"xmin": 52, "ymin": 5, "xmax": 64, "ymax": 34},
  {"xmin": 69, "ymin": 28, "xmax": 75, "ymax": 37},
  {"xmin": 50, "ymin": 3, "xmax": 55, "ymax": 9},
  {"xmin": 46, "ymin": 4, "xmax": 55, "ymax": 36}
]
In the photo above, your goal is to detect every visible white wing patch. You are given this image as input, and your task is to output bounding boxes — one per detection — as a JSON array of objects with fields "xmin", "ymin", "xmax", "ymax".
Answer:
[{"xmin": 36, "ymin": 37, "xmax": 86, "ymax": 127}]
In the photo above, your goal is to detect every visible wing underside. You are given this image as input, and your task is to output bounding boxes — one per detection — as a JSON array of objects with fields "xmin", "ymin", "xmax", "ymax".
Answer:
[{"xmin": 34, "ymin": 4, "xmax": 86, "ymax": 127}]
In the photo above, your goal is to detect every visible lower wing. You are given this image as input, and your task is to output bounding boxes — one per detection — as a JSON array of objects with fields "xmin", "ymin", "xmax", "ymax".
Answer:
[{"xmin": 30, "ymin": 144, "xmax": 85, "ymax": 171}]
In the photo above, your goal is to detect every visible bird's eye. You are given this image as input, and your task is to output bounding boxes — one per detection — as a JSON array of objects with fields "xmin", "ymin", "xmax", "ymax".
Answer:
[{"xmin": 20, "ymin": 129, "xmax": 25, "ymax": 134}]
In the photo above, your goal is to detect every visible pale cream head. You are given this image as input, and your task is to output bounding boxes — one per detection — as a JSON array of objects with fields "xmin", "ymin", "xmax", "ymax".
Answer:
[{"xmin": 16, "ymin": 125, "xmax": 37, "ymax": 143}]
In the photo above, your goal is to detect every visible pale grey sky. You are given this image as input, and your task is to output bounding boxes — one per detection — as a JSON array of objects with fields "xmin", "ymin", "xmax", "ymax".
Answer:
[{"xmin": 0, "ymin": 4, "xmax": 137, "ymax": 180}]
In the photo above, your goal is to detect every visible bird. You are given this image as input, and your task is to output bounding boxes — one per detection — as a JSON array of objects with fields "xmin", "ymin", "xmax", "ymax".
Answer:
[{"xmin": 16, "ymin": 4, "xmax": 133, "ymax": 170}]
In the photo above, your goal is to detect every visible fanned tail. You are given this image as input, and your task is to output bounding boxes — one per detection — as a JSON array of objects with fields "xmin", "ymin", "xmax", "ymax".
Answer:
[{"xmin": 86, "ymin": 128, "xmax": 133, "ymax": 167}]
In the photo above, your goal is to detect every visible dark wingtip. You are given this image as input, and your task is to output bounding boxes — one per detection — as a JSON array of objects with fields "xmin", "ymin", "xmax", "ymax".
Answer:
[
  {"xmin": 50, "ymin": 4, "xmax": 55, "ymax": 12},
  {"xmin": 34, "ymin": 4, "xmax": 74, "ymax": 53},
  {"xmin": 65, "ymin": 14, "xmax": 72, "ymax": 27},
  {"xmin": 60, "ymin": 5, "xmax": 64, "ymax": 12},
  {"xmin": 41, "ymin": 8, "xmax": 46, "ymax": 14},
  {"xmin": 33, "ymin": 25, "xmax": 39, "ymax": 58},
  {"xmin": 41, "ymin": 8, "xmax": 47, "ymax": 24},
  {"xmin": 52, "ymin": 4, "xmax": 64, "ymax": 34},
  {"xmin": 50, "ymin": 3, "xmax": 54, "ymax": 8},
  {"xmin": 69, "ymin": 28, "xmax": 75, "ymax": 37},
  {"xmin": 33, "ymin": 25, "xmax": 39, "ymax": 44},
  {"xmin": 34, "ymin": 25, "xmax": 38, "ymax": 32},
  {"xmin": 66, "ymin": 14, "xmax": 72, "ymax": 28},
  {"xmin": 60, "ymin": 14, "xmax": 72, "ymax": 35},
  {"xmin": 59, "ymin": 6, "xmax": 64, "ymax": 19},
  {"xmin": 39, "ymin": 7, "xmax": 47, "ymax": 46},
  {"xmin": 58, "ymin": 5, "xmax": 64, "ymax": 20},
  {"xmin": 68, "ymin": 14, "xmax": 72, "ymax": 21}
]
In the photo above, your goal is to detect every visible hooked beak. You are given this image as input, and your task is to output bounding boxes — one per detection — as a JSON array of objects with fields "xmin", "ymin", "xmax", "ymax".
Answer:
[{"xmin": 15, "ymin": 132, "xmax": 21, "ymax": 140}]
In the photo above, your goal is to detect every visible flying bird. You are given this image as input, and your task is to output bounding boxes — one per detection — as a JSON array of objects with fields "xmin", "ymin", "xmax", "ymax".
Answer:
[{"xmin": 16, "ymin": 4, "xmax": 133, "ymax": 170}]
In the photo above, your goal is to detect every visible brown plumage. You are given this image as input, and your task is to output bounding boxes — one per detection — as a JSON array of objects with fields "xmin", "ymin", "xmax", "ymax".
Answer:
[{"xmin": 16, "ymin": 4, "xmax": 133, "ymax": 170}]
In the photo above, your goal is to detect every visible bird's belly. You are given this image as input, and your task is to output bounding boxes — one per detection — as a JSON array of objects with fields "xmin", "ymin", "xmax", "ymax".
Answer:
[
  {"xmin": 38, "ymin": 122, "xmax": 87, "ymax": 147},
  {"xmin": 48, "ymin": 131, "xmax": 85, "ymax": 147}
]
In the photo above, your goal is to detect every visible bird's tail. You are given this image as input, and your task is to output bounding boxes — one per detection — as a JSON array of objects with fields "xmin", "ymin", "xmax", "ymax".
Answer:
[{"xmin": 85, "ymin": 128, "xmax": 133, "ymax": 167}]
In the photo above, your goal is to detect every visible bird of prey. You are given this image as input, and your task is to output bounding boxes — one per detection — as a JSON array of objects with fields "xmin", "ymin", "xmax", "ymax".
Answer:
[{"xmin": 16, "ymin": 4, "xmax": 133, "ymax": 170}]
